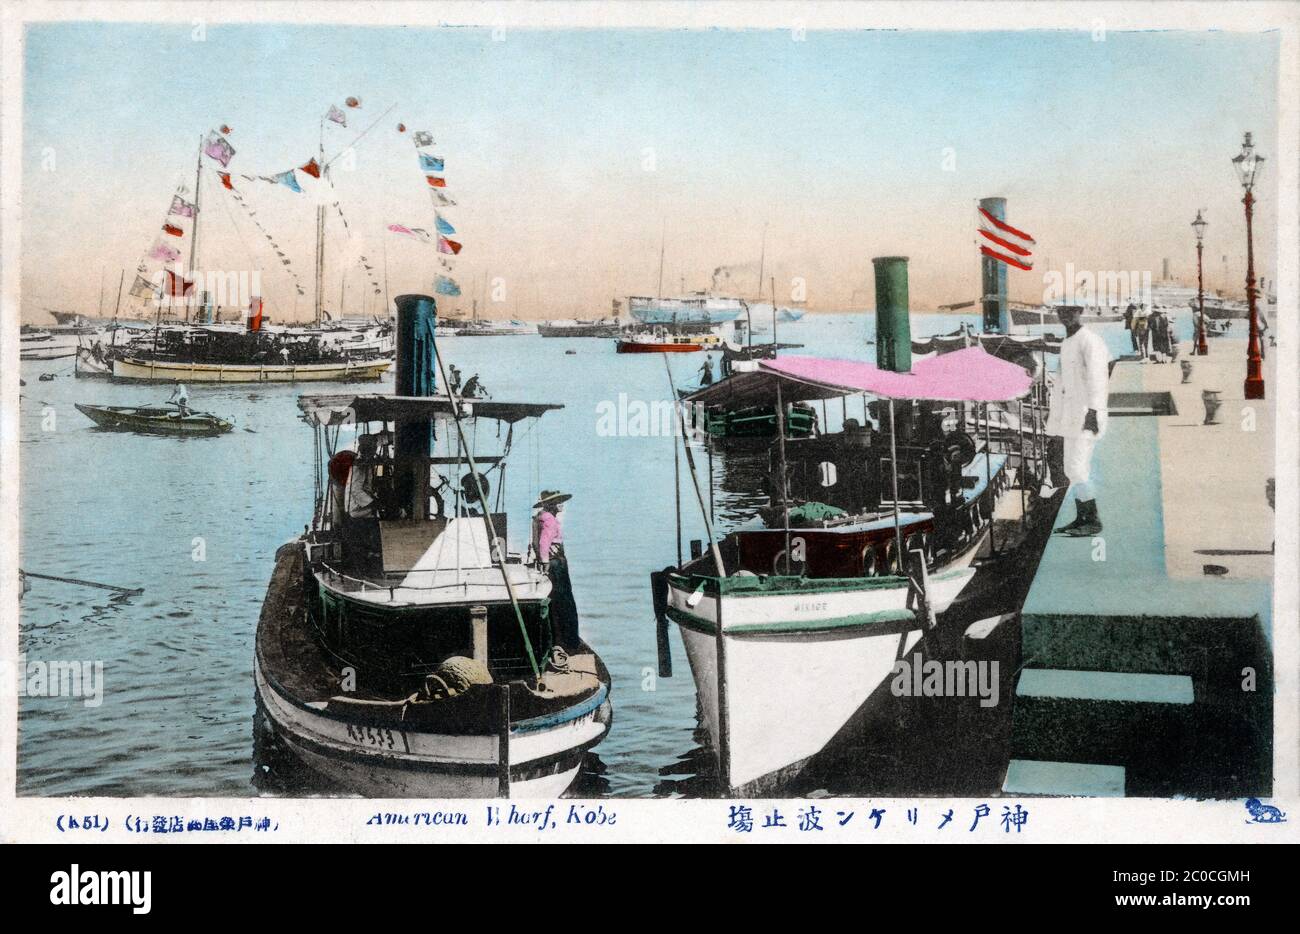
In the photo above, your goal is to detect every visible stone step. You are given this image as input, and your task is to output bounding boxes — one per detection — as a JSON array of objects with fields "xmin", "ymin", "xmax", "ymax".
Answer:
[
  {"xmin": 1003, "ymin": 758, "xmax": 1126, "ymax": 797},
  {"xmin": 1016, "ymin": 668, "xmax": 1193, "ymax": 704},
  {"xmin": 1009, "ymin": 669, "xmax": 1196, "ymax": 794}
]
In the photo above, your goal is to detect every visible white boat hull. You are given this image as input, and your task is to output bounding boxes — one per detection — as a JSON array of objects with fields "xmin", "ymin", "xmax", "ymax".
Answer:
[
  {"xmin": 667, "ymin": 536, "xmax": 982, "ymax": 792},
  {"xmin": 678, "ymin": 619, "xmax": 926, "ymax": 793},
  {"xmin": 112, "ymin": 355, "xmax": 392, "ymax": 383},
  {"xmin": 255, "ymin": 659, "xmax": 610, "ymax": 798}
]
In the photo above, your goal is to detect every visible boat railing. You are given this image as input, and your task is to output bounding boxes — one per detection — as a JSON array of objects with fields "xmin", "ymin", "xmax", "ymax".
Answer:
[{"xmin": 317, "ymin": 558, "xmax": 542, "ymax": 599}]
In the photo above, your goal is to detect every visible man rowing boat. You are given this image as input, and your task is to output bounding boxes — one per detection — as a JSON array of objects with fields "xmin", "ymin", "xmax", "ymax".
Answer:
[{"xmin": 168, "ymin": 381, "xmax": 191, "ymax": 417}]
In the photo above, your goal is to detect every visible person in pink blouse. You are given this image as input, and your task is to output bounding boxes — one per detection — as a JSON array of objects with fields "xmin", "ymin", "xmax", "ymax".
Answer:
[{"xmin": 532, "ymin": 490, "xmax": 579, "ymax": 649}]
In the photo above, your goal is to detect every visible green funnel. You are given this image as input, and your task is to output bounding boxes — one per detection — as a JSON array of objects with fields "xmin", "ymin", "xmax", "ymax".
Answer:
[{"xmin": 873, "ymin": 256, "xmax": 911, "ymax": 373}]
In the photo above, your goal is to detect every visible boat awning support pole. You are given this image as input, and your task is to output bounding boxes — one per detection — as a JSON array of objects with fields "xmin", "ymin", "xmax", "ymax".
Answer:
[
  {"xmin": 776, "ymin": 381, "xmax": 792, "ymax": 574},
  {"xmin": 985, "ymin": 402, "xmax": 996, "ymax": 555},
  {"xmin": 1018, "ymin": 400, "xmax": 1027, "ymax": 527},
  {"xmin": 886, "ymin": 400, "xmax": 930, "ymax": 623},
  {"xmin": 433, "ymin": 343, "xmax": 540, "ymax": 680},
  {"xmin": 662, "ymin": 355, "xmax": 726, "ymax": 578},
  {"xmin": 887, "ymin": 399, "xmax": 905, "ymax": 569}
]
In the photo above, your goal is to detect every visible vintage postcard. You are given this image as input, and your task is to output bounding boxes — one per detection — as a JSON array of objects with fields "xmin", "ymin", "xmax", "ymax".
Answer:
[{"xmin": 2, "ymin": 0, "xmax": 1297, "ymax": 858}]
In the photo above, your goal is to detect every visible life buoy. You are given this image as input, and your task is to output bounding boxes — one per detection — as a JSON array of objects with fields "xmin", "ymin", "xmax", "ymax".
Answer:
[
  {"xmin": 328, "ymin": 450, "xmax": 357, "ymax": 485},
  {"xmin": 877, "ymin": 541, "xmax": 896, "ymax": 576},
  {"xmin": 461, "ymin": 471, "xmax": 491, "ymax": 505},
  {"xmin": 773, "ymin": 549, "xmax": 805, "ymax": 577}
]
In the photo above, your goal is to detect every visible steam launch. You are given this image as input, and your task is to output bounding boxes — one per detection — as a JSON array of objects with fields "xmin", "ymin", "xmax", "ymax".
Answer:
[{"xmin": 255, "ymin": 293, "xmax": 612, "ymax": 797}]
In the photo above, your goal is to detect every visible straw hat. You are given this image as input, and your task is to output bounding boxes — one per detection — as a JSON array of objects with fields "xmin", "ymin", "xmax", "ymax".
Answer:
[{"xmin": 533, "ymin": 490, "xmax": 572, "ymax": 509}]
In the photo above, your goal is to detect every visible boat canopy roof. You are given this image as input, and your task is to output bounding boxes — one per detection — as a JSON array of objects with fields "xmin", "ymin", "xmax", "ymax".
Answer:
[
  {"xmin": 298, "ymin": 393, "xmax": 563, "ymax": 427},
  {"xmin": 684, "ymin": 346, "xmax": 1033, "ymax": 408}
]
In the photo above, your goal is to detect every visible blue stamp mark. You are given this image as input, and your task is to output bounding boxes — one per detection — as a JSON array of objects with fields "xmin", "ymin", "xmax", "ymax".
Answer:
[{"xmin": 1244, "ymin": 798, "xmax": 1286, "ymax": 824}]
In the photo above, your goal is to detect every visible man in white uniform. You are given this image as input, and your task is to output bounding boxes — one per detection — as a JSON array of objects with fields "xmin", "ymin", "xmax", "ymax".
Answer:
[{"xmin": 1046, "ymin": 305, "xmax": 1110, "ymax": 536}]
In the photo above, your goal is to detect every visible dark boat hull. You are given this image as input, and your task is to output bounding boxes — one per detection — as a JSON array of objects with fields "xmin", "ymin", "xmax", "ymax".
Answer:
[
  {"xmin": 75, "ymin": 403, "xmax": 233, "ymax": 435},
  {"xmin": 255, "ymin": 542, "xmax": 612, "ymax": 797}
]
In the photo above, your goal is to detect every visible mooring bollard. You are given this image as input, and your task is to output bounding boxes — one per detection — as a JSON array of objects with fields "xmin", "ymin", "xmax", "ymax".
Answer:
[
  {"xmin": 1202, "ymin": 389, "xmax": 1222, "ymax": 425},
  {"xmin": 1180, "ymin": 360, "xmax": 1193, "ymax": 384}
]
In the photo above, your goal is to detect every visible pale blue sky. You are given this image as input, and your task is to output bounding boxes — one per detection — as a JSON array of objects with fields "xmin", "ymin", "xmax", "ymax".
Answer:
[{"xmin": 22, "ymin": 23, "xmax": 1280, "ymax": 320}]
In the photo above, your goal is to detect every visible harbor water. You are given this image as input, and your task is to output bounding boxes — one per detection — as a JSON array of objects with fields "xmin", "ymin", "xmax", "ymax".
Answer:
[{"xmin": 17, "ymin": 311, "xmax": 1193, "ymax": 797}]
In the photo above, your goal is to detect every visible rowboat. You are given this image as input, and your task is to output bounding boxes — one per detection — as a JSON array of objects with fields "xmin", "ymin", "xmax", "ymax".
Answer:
[
  {"xmin": 255, "ymin": 294, "xmax": 611, "ymax": 797},
  {"xmin": 75, "ymin": 403, "xmax": 234, "ymax": 435}
]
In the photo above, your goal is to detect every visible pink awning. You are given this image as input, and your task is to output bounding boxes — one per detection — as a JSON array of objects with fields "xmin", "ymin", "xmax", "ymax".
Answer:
[{"xmin": 686, "ymin": 346, "xmax": 1032, "ymax": 409}]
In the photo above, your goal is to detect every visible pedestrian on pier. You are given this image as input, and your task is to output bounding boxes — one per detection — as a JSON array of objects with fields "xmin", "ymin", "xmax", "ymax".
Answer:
[
  {"xmin": 1132, "ymin": 305, "xmax": 1150, "ymax": 359},
  {"xmin": 1150, "ymin": 309, "xmax": 1170, "ymax": 362},
  {"xmin": 1048, "ymin": 305, "xmax": 1110, "ymax": 537}
]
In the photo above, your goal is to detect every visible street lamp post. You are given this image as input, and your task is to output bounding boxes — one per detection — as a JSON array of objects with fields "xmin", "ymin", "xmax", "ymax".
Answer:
[
  {"xmin": 1192, "ymin": 209, "xmax": 1208, "ymax": 355},
  {"xmin": 1232, "ymin": 132, "xmax": 1265, "ymax": 400}
]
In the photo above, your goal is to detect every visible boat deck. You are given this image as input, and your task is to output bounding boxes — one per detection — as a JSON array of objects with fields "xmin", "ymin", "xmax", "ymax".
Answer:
[{"xmin": 257, "ymin": 543, "xmax": 608, "ymax": 734}]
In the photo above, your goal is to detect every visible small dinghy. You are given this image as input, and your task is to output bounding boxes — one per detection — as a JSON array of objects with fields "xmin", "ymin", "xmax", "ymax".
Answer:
[{"xmin": 75, "ymin": 403, "xmax": 234, "ymax": 435}]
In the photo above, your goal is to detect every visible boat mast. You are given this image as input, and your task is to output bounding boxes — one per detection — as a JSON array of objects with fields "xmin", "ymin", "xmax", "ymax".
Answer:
[
  {"xmin": 655, "ymin": 222, "xmax": 668, "ymax": 334},
  {"xmin": 774, "ymin": 375, "xmax": 791, "ymax": 574},
  {"xmin": 112, "ymin": 269, "xmax": 124, "ymax": 321},
  {"xmin": 770, "ymin": 275, "xmax": 778, "ymax": 351},
  {"xmin": 656, "ymin": 223, "xmax": 666, "ymax": 301},
  {"xmin": 314, "ymin": 116, "xmax": 325, "ymax": 327},
  {"xmin": 382, "ymin": 236, "xmax": 390, "ymax": 315},
  {"xmin": 187, "ymin": 134, "xmax": 202, "ymax": 323},
  {"xmin": 756, "ymin": 220, "xmax": 767, "ymax": 297},
  {"xmin": 97, "ymin": 268, "xmax": 105, "ymax": 318}
]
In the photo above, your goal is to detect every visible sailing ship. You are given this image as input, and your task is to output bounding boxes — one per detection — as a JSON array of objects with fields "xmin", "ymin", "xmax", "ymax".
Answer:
[
  {"xmin": 651, "ymin": 266, "xmax": 1035, "ymax": 794},
  {"xmin": 102, "ymin": 322, "xmax": 392, "ymax": 383},
  {"xmin": 99, "ymin": 122, "xmax": 396, "ymax": 383},
  {"xmin": 626, "ymin": 294, "xmax": 743, "ymax": 328},
  {"xmin": 255, "ymin": 294, "xmax": 611, "ymax": 796}
]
